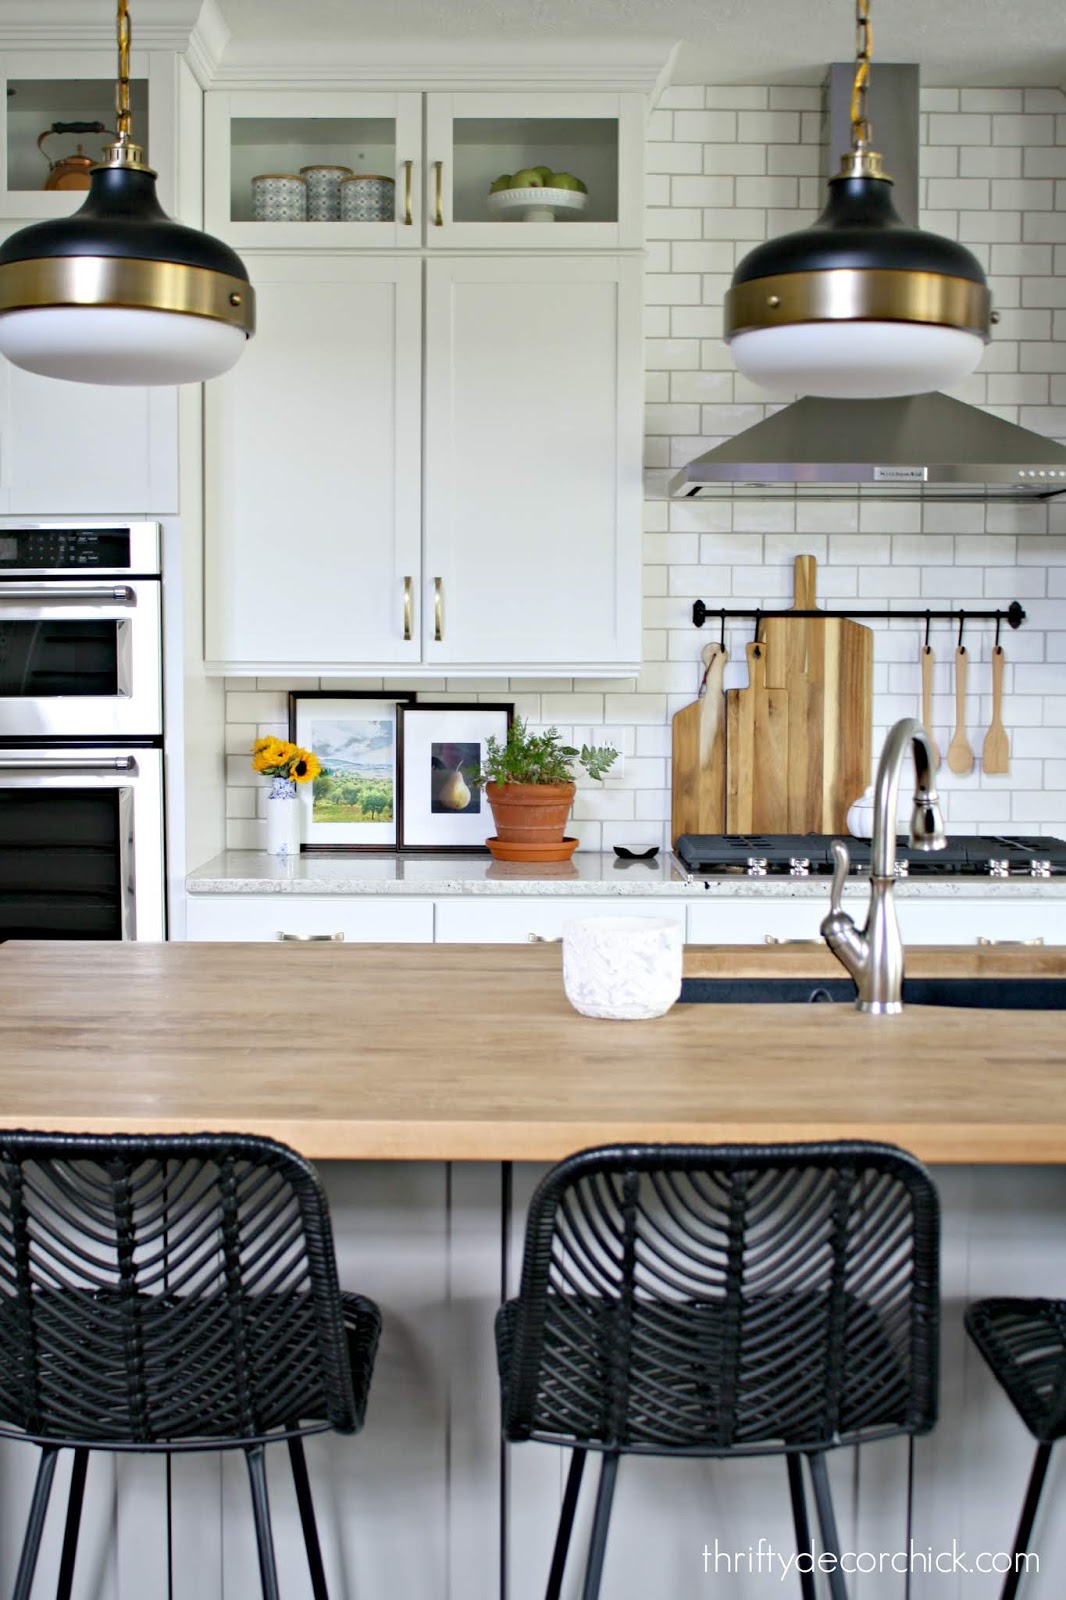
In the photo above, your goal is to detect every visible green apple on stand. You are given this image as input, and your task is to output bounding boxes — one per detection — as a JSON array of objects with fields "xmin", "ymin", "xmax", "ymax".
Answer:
[
  {"xmin": 489, "ymin": 174, "xmax": 512, "ymax": 193},
  {"xmin": 548, "ymin": 172, "xmax": 587, "ymax": 193},
  {"xmin": 509, "ymin": 168, "xmax": 546, "ymax": 188},
  {"xmin": 532, "ymin": 165, "xmax": 554, "ymax": 184}
]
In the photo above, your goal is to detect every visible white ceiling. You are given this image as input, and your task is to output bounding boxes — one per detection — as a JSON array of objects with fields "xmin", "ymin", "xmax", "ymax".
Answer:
[{"xmin": 216, "ymin": 0, "xmax": 1066, "ymax": 86}]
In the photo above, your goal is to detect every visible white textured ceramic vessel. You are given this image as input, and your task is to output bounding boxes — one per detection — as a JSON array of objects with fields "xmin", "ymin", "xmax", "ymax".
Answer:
[{"xmin": 562, "ymin": 916, "xmax": 683, "ymax": 1021}]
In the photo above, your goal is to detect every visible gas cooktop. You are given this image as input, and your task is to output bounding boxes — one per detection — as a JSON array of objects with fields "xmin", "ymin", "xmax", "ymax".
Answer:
[{"xmin": 674, "ymin": 834, "xmax": 1066, "ymax": 879}]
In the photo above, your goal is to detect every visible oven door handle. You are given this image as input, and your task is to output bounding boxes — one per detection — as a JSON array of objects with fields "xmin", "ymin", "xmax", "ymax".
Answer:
[
  {"xmin": 0, "ymin": 755, "xmax": 138, "ymax": 772},
  {"xmin": 0, "ymin": 583, "xmax": 137, "ymax": 603}
]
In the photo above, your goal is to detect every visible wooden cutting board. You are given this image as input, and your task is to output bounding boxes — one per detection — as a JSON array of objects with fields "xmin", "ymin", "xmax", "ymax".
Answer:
[
  {"xmin": 670, "ymin": 644, "xmax": 727, "ymax": 842},
  {"xmin": 755, "ymin": 555, "xmax": 873, "ymax": 833},
  {"xmin": 726, "ymin": 641, "xmax": 790, "ymax": 833}
]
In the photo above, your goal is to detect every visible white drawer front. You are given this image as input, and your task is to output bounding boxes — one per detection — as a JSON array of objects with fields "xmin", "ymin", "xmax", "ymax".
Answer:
[
  {"xmin": 897, "ymin": 899, "xmax": 1066, "ymax": 946},
  {"xmin": 434, "ymin": 898, "xmax": 686, "ymax": 944},
  {"xmin": 185, "ymin": 896, "xmax": 434, "ymax": 943},
  {"xmin": 687, "ymin": 900, "xmax": 826, "ymax": 946}
]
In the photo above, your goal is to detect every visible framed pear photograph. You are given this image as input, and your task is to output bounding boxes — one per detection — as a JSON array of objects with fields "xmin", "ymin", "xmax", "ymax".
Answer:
[
  {"xmin": 398, "ymin": 703, "xmax": 513, "ymax": 853},
  {"xmin": 289, "ymin": 690, "xmax": 414, "ymax": 851}
]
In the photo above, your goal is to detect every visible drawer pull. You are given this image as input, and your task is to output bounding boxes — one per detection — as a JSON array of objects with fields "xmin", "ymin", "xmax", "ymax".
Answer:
[
  {"xmin": 403, "ymin": 159, "xmax": 413, "ymax": 226},
  {"xmin": 403, "ymin": 575, "xmax": 413, "ymax": 642},
  {"xmin": 434, "ymin": 160, "xmax": 444, "ymax": 226},
  {"xmin": 434, "ymin": 576, "xmax": 444, "ymax": 642},
  {"xmin": 528, "ymin": 934, "xmax": 562, "ymax": 943},
  {"xmin": 976, "ymin": 937, "xmax": 1045, "ymax": 946},
  {"xmin": 276, "ymin": 932, "xmax": 346, "ymax": 942}
]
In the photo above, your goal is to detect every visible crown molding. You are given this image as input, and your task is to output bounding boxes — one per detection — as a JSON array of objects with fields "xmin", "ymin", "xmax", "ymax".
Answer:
[
  {"xmin": 0, "ymin": 0, "xmax": 218, "ymax": 56},
  {"xmin": 184, "ymin": 0, "xmax": 230, "ymax": 87}
]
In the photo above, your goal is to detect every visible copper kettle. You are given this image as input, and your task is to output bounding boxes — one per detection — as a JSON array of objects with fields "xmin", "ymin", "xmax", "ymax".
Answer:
[{"xmin": 38, "ymin": 121, "xmax": 116, "ymax": 191}]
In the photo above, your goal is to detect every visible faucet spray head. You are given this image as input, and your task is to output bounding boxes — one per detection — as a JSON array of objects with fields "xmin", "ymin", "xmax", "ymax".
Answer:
[{"xmin": 910, "ymin": 789, "xmax": 946, "ymax": 851}]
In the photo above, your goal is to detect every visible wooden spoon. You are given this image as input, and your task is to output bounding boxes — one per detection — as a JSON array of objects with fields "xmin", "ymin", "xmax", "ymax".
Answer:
[
  {"xmin": 983, "ymin": 645, "xmax": 1010, "ymax": 774},
  {"xmin": 920, "ymin": 645, "xmax": 941, "ymax": 770},
  {"xmin": 946, "ymin": 646, "xmax": 975, "ymax": 775}
]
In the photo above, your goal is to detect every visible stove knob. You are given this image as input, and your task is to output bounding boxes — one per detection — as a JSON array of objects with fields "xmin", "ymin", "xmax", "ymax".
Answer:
[
  {"xmin": 789, "ymin": 857, "xmax": 810, "ymax": 876},
  {"xmin": 989, "ymin": 859, "xmax": 1010, "ymax": 878},
  {"xmin": 1030, "ymin": 859, "xmax": 1052, "ymax": 878},
  {"xmin": 746, "ymin": 857, "xmax": 768, "ymax": 877},
  {"xmin": 894, "ymin": 860, "xmax": 910, "ymax": 878}
]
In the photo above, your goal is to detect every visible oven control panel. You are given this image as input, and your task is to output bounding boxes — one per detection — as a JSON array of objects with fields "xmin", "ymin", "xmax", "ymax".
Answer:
[{"xmin": 0, "ymin": 523, "xmax": 159, "ymax": 577}]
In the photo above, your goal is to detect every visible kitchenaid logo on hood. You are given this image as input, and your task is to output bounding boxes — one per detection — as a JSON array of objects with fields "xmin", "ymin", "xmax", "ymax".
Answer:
[{"xmin": 873, "ymin": 466, "xmax": 929, "ymax": 481}]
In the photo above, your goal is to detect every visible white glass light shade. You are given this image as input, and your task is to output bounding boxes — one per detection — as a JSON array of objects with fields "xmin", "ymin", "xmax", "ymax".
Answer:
[
  {"xmin": 729, "ymin": 321, "xmax": 986, "ymax": 400},
  {"xmin": 0, "ymin": 306, "xmax": 246, "ymax": 386}
]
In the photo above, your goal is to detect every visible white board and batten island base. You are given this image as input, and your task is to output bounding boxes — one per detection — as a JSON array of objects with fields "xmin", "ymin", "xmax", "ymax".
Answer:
[{"xmin": 3, "ymin": 938, "xmax": 1066, "ymax": 1599}]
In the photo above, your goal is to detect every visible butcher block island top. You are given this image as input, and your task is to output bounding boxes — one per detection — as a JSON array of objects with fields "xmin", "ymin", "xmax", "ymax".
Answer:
[{"xmin": 2, "ymin": 940, "xmax": 1065, "ymax": 1164}]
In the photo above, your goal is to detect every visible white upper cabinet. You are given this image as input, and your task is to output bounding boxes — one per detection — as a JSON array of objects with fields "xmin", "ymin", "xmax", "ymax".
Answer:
[
  {"xmin": 204, "ymin": 91, "xmax": 423, "ymax": 250},
  {"xmin": 204, "ymin": 254, "xmax": 423, "ymax": 671},
  {"xmin": 422, "ymin": 256, "xmax": 642, "ymax": 673},
  {"xmin": 424, "ymin": 92, "xmax": 644, "ymax": 249}
]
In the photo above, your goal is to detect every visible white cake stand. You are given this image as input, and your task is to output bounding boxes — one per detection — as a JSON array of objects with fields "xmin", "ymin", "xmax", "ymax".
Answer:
[{"xmin": 486, "ymin": 186, "xmax": 590, "ymax": 223}]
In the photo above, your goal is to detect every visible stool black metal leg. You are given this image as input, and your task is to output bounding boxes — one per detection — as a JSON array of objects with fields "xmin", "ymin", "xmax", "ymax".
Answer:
[
  {"xmin": 288, "ymin": 1436, "xmax": 330, "ymax": 1600},
  {"xmin": 12, "ymin": 1447, "xmax": 59, "ymax": 1600},
  {"xmin": 786, "ymin": 1454, "xmax": 817, "ymax": 1600},
  {"xmin": 580, "ymin": 1452, "xmax": 619, "ymax": 1600},
  {"xmin": 56, "ymin": 1447, "xmax": 89, "ymax": 1600},
  {"xmin": 1001, "ymin": 1442, "xmax": 1052, "ymax": 1600},
  {"xmin": 807, "ymin": 1452, "xmax": 849, "ymax": 1600},
  {"xmin": 544, "ymin": 1449, "xmax": 587, "ymax": 1600},
  {"xmin": 245, "ymin": 1445, "xmax": 281, "ymax": 1600}
]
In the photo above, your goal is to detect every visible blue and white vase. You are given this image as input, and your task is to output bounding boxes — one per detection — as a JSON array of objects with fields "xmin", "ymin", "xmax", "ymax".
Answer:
[{"xmin": 265, "ymin": 776, "xmax": 301, "ymax": 857}]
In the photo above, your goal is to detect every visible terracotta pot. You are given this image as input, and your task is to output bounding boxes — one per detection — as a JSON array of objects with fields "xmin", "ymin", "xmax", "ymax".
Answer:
[{"xmin": 485, "ymin": 781, "xmax": 575, "ymax": 860}]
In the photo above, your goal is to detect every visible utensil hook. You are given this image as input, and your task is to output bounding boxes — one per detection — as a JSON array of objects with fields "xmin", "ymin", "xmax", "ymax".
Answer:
[
  {"xmin": 994, "ymin": 612, "xmax": 1003, "ymax": 650},
  {"xmin": 753, "ymin": 609, "xmax": 762, "ymax": 658},
  {"xmin": 957, "ymin": 610, "xmax": 966, "ymax": 651},
  {"xmin": 923, "ymin": 610, "xmax": 932, "ymax": 650},
  {"xmin": 719, "ymin": 608, "xmax": 727, "ymax": 650}
]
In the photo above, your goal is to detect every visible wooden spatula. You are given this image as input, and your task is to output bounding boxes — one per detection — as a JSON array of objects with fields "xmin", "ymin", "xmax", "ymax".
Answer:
[
  {"xmin": 920, "ymin": 644, "xmax": 941, "ymax": 770},
  {"xmin": 671, "ymin": 643, "xmax": 728, "ymax": 842},
  {"xmin": 983, "ymin": 645, "xmax": 1010, "ymax": 774},
  {"xmin": 946, "ymin": 646, "xmax": 975, "ymax": 775}
]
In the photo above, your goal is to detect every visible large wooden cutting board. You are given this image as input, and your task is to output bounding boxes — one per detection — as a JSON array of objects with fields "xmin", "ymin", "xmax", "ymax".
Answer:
[
  {"xmin": 725, "ymin": 641, "xmax": 790, "ymax": 833},
  {"xmin": 671, "ymin": 644, "xmax": 727, "ymax": 842},
  {"xmin": 757, "ymin": 555, "xmax": 873, "ymax": 833}
]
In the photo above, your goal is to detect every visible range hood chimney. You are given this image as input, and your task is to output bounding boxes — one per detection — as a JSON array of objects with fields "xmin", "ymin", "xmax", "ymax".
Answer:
[{"xmin": 670, "ymin": 65, "xmax": 1066, "ymax": 502}]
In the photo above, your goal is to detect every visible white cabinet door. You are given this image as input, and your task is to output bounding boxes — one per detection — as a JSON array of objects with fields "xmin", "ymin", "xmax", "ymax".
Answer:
[
  {"xmin": 0, "ymin": 355, "xmax": 177, "ymax": 518},
  {"xmin": 435, "ymin": 898, "xmax": 685, "ymax": 943},
  {"xmin": 204, "ymin": 254, "xmax": 423, "ymax": 671},
  {"xmin": 184, "ymin": 895, "xmax": 433, "ymax": 942},
  {"xmin": 423, "ymin": 256, "xmax": 642, "ymax": 674}
]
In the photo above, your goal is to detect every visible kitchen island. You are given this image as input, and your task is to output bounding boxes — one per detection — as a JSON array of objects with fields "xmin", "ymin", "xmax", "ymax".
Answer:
[{"xmin": 2, "ymin": 939, "xmax": 1066, "ymax": 1600}]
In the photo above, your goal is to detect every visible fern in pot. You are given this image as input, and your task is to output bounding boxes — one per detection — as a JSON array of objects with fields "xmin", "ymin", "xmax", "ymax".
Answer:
[{"xmin": 474, "ymin": 717, "xmax": 617, "ymax": 862}]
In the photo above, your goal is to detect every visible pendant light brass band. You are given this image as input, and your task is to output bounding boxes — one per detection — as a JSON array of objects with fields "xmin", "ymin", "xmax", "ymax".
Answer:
[
  {"xmin": 725, "ymin": 268, "xmax": 991, "ymax": 342},
  {"xmin": 0, "ymin": 255, "xmax": 256, "ymax": 335}
]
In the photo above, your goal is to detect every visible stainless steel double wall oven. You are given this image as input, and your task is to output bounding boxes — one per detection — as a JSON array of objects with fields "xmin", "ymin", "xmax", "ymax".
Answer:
[{"xmin": 0, "ymin": 522, "xmax": 165, "ymax": 940}]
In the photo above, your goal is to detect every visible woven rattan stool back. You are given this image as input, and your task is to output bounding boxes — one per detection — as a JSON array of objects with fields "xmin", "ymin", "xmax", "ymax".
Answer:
[
  {"xmin": 501, "ymin": 1141, "xmax": 939, "ymax": 1456},
  {"xmin": 0, "ymin": 1132, "xmax": 358, "ymax": 1448}
]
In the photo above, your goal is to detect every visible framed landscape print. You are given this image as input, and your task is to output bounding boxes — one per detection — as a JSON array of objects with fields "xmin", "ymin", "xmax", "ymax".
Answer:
[
  {"xmin": 289, "ymin": 691, "xmax": 414, "ymax": 851},
  {"xmin": 398, "ymin": 702, "xmax": 513, "ymax": 852}
]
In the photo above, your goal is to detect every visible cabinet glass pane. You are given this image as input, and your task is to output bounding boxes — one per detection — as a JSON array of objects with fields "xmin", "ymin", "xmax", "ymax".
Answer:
[
  {"xmin": 7, "ymin": 79, "xmax": 148, "ymax": 193},
  {"xmin": 230, "ymin": 117, "xmax": 397, "ymax": 222},
  {"xmin": 452, "ymin": 118, "xmax": 618, "ymax": 225}
]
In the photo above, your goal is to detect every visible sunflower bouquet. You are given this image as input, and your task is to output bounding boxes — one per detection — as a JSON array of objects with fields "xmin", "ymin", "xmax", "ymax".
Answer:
[{"xmin": 251, "ymin": 737, "xmax": 321, "ymax": 790}]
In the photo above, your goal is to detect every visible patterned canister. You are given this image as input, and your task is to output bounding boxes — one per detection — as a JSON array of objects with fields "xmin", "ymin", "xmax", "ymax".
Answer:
[
  {"xmin": 340, "ymin": 173, "xmax": 396, "ymax": 222},
  {"xmin": 299, "ymin": 164, "xmax": 352, "ymax": 221},
  {"xmin": 251, "ymin": 173, "xmax": 307, "ymax": 222}
]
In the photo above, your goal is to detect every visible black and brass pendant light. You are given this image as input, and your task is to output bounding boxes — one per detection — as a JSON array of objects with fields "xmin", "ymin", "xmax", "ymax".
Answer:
[
  {"xmin": 0, "ymin": 0, "xmax": 255, "ymax": 386},
  {"xmin": 725, "ymin": 0, "xmax": 992, "ymax": 398}
]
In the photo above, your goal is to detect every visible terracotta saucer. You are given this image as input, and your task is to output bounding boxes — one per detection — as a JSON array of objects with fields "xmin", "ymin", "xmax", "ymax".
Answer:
[{"xmin": 485, "ymin": 836, "xmax": 580, "ymax": 863}]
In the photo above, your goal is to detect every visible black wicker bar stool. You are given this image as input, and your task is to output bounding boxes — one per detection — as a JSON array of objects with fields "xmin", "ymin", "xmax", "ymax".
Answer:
[
  {"xmin": 497, "ymin": 1141, "xmax": 940, "ymax": 1600},
  {"xmin": 0, "ymin": 1131, "xmax": 381, "ymax": 1600},
  {"xmin": 965, "ymin": 1298, "xmax": 1066, "ymax": 1600}
]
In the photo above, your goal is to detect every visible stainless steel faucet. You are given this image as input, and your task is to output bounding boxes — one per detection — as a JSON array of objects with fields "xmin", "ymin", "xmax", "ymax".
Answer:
[{"xmin": 821, "ymin": 718, "xmax": 946, "ymax": 1013}]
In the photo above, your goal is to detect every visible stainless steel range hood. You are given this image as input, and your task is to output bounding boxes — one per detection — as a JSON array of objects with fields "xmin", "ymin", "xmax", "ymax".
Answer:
[
  {"xmin": 669, "ymin": 392, "xmax": 1066, "ymax": 500},
  {"xmin": 670, "ymin": 64, "xmax": 1066, "ymax": 503}
]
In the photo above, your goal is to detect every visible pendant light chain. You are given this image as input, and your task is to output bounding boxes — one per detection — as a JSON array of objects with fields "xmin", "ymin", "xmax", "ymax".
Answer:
[
  {"xmin": 115, "ymin": 0, "xmax": 132, "ymax": 146},
  {"xmin": 850, "ymin": 0, "xmax": 872, "ymax": 148}
]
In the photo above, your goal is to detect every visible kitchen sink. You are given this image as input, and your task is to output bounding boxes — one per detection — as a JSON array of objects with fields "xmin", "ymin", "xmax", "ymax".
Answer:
[{"xmin": 679, "ymin": 977, "xmax": 1066, "ymax": 1010}]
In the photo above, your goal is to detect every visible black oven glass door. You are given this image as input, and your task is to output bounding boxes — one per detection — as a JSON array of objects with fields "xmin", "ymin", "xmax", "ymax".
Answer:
[
  {"xmin": 0, "ymin": 581, "xmax": 162, "ymax": 739},
  {"xmin": 0, "ymin": 751, "xmax": 165, "ymax": 941}
]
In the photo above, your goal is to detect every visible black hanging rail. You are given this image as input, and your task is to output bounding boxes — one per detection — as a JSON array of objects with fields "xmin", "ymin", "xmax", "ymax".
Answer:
[{"xmin": 693, "ymin": 599, "xmax": 1027, "ymax": 636}]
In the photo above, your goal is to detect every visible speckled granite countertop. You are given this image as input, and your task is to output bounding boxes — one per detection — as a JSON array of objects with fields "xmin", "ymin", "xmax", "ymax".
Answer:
[{"xmin": 187, "ymin": 852, "xmax": 1066, "ymax": 900}]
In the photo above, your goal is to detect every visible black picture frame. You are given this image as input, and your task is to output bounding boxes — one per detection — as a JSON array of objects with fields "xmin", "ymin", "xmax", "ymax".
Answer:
[
  {"xmin": 397, "ymin": 701, "xmax": 514, "ymax": 853},
  {"xmin": 288, "ymin": 690, "xmax": 416, "ymax": 853}
]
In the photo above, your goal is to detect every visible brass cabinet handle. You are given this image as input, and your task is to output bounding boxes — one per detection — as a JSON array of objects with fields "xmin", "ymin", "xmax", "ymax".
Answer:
[
  {"xmin": 434, "ymin": 576, "xmax": 443, "ymax": 641},
  {"xmin": 527, "ymin": 934, "xmax": 562, "ymax": 943},
  {"xmin": 276, "ymin": 932, "xmax": 346, "ymax": 942},
  {"xmin": 403, "ymin": 159, "xmax": 413, "ymax": 226},
  {"xmin": 434, "ymin": 160, "xmax": 444, "ymax": 226},
  {"xmin": 976, "ymin": 936, "xmax": 1045, "ymax": 946},
  {"xmin": 403, "ymin": 575, "xmax": 413, "ymax": 641}
]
